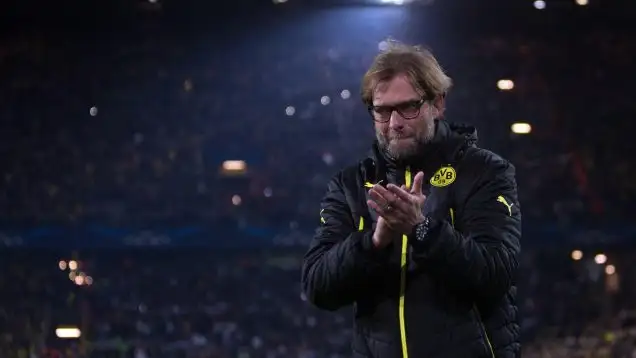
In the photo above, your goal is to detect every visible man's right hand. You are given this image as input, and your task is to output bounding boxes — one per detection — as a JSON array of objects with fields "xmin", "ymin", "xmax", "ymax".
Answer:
[{"xmin": 372, "ymin": 217, "xmax": 397, "ymax": 249}]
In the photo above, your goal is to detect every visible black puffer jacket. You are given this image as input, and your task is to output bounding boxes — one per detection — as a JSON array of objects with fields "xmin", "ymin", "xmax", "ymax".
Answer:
[{"xmin": 301, "ymin": 120, "xmax": 521, "ymax": 358}]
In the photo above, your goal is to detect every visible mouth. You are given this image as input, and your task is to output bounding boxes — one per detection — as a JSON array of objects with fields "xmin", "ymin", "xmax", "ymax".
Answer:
[{"xmin": 391, "ymin": 136, "xmax": 413, "ymax": 141}]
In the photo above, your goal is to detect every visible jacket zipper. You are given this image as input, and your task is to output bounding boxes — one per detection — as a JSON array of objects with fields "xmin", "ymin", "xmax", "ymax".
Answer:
[
  {"xmin": 475, "ymin": 306, "xmax": 496, "ymax": 357},
  {"xmin": 394, "ymin": 165, "xmax": 492, "ymax": 357},
  {"xmin": 398, "ymin": 167, "xmax": 411, "ymax": 358}
]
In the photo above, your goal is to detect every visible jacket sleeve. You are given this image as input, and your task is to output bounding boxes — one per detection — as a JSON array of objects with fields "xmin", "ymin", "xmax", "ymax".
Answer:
[
  {"xmin": 301, "ymin": 171, "xmax": 391, "ymax": 311},
  {"xmin": 411, "ymin": 156, "xmax": 521, "ymax": 301}
]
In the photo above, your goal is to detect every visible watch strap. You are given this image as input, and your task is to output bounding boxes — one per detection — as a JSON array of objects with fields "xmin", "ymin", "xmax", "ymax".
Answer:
[{"xmin": 413, "ymin": 216, "xmax": 431, "ymax": 242}]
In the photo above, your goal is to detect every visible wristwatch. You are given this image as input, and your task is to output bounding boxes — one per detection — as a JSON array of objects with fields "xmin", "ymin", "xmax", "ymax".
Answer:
[{"xmin": 412, "ymin": 216, "xmax": 432, "ymax": 242}]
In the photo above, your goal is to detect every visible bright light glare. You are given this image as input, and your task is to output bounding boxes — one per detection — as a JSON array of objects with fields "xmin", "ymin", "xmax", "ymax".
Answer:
[
  {"xmin": 575, "ymin": 0, "xmax": 588, "ymax": 5},
  {"xmin": 534, "ymin": 0, "xmax": 546, "ymax": 9},
  {"xmin": 497, "ymin": 79, "xmax": 514, "ymax": 91},
  {"xmin": 221, "ymin": 160, "xmax": 247, "ymax": 176},
  {"xmin": 594, "ymin": 253, "xmax": 607, "ymax": 265},
  {"xmin": 571, "ymin": 250, "xmax": 583, "ymax": 261},
  {"xmin": 605, "ymin": 264, "xmax": 616, "ymax": 275},
  {"xmin": 68, "ymin": 260, "xmax": 78, "ymax": 271},
  {"xmin": 56, "ymin": 327, "xmax": 81, "ymax": 339},
  {"xmin": 222, "ymin": 160, "xmax": 246, "ymax": 171},
  {"xmin": 232, "ymin": 195, "xmax": 242, "ymax": 206},
  {"xmin": 511, "ymin": 123, "xmax": 532, "ymax": 134},
  {"xmin": 263, "ymin": 187, "xmax": 273, "ymax": 197}
]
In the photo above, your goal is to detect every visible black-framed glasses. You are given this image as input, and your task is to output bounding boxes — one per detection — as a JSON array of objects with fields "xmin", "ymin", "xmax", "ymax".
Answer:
[{"xmin": 368, "ymin": 98, "xmax": 427, "ymax": 123}]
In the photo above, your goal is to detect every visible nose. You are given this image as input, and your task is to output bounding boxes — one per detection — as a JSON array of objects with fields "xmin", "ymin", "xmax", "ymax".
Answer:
[{"xmin": 389, "ymin": 110, "xmax": 405, "ymax": 130}]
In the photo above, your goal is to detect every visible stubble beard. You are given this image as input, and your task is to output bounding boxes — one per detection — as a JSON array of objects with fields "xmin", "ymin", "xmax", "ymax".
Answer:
[{"xmin": 377, "ymin": 123, "xmax": 435, "ymax": 162}]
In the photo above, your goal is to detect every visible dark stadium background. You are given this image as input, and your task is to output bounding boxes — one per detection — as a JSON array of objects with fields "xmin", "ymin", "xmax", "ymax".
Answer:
[{"xmin": 0, "ymin": 0, "xmax": 635, "ymax": 356}]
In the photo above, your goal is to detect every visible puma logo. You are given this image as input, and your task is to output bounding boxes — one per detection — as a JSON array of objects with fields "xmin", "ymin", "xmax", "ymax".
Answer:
[{"xmin": 497, "ymin": 195, "xmax": 513, "ymax": 216}]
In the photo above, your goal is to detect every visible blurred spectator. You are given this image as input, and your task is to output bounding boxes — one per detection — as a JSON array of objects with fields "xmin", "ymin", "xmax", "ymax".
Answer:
[
  {"xmin": 1, "ymin": 1, "xmax": 636, "ymax": 357},
  {"xmin": 1, "ymin": 246, "xmax": 636, "ymax": 358},
  {"xmin": 0, "ymin": 15, "xmax": 634, "ymax": 229}
]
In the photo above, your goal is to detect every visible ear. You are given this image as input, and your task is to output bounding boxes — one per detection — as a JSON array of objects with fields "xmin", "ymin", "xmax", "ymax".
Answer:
[{"xmin": 432, "ymin": 95, "xmax": 446, "ymax": 118}]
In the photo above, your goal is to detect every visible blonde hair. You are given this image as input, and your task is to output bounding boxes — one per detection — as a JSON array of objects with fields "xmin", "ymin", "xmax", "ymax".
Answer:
[{"xmin": 361, "ymin": 39, "xmax": 452, "ymax": 105}]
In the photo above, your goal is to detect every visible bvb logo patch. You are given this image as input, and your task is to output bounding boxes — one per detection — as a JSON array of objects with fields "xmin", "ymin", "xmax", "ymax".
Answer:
[{"xmin": 430, "ymin": 166, "xmax": 456, "ymax": 187}]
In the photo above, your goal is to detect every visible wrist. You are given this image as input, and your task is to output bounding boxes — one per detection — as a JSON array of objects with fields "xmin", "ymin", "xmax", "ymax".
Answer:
[{"xmin": 372, "ymin": 233, "xmax": 389, "ymax": 249}]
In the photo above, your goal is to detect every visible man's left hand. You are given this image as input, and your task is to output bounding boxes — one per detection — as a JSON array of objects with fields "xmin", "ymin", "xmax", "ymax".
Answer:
[{"xmin": 367, "ymin": 171, "xmax": 427, "ymax": 234}]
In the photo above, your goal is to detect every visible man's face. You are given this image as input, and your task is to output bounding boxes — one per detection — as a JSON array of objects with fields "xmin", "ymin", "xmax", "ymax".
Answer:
[{"xmin": 372, "ymin": 75, "xmax": 439, "ymax": 161}]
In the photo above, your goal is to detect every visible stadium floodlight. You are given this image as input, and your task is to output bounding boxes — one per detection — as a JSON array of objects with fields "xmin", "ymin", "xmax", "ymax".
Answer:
[
  {"xmin": 379, "ymin": 0, "xmax": 409, "ymax": 5},
  {"xmin": 497, "ymin": 79, "xmax": 514, "ymax": 91},
  {"xmin": 221, "ymin": 160, "xmax": 247, "ymax": 176},
  {"xmin": 511, "ymin": 123, "xmax": 532, "ymax": 134},
  {"xmin": 56, "ymin": 327, "xmax": 81, "ymax": 339}
]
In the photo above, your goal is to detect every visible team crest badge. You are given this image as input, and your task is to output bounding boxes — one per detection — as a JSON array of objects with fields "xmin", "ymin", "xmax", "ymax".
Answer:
[{"xmin": 430, "ymin": 166, "xmax": 456, "ymax": 187}]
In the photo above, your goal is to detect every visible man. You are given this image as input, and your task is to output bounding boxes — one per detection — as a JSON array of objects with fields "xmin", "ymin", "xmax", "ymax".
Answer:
[{"xmin": 301, "ymin": 40, "xmax": 521, "ymax": 358}]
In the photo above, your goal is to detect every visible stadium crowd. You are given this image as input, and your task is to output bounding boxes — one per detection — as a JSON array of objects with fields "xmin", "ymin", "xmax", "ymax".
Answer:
[
  {"xmin": 1, "ymin": 246, "xmax": 635, "ymax": 358},
  {"xmin": 1, "ymin": 1, "xmax": 636, "ymax": 357},
  {"xmin": 1, "ymin": 18, "xmax": 634, "ymax": 230}
]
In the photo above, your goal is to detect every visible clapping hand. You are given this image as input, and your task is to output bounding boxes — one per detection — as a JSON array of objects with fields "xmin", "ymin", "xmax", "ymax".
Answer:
[{"xmin": 367, "ymin": 171, "xmax": 427, "ymax": 235}]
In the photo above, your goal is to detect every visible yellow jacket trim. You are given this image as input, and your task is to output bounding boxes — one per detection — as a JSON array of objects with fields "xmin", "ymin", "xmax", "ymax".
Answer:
[{"xmin": 398, "ymin": 168, "xmax": 412, "ymax": 358}]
